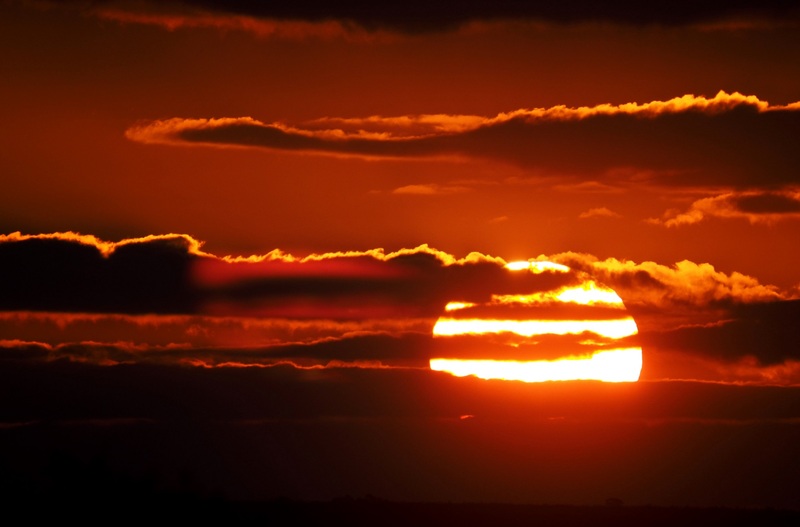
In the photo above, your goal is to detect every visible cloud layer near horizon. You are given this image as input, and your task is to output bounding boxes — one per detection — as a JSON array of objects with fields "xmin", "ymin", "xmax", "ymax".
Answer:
[{"xmin": 1, "ymin": 232, "xmax": 798, "ymax": 383}]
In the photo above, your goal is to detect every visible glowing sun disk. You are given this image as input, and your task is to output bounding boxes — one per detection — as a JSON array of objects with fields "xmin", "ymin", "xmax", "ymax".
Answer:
[
  {"xmin": 433, "ymin": 317, "xmax": 639, "ymax": 340},
  {"xmin": 430, "ymin": 348, "xmax": 642, "ymax": 383},
  {"xmin": 504, "ymin": 260, "xmax": 570, "ymax": 273},
  {"xmin": 556, "ymin": 281, "xmax": 623, "ymax": 305}
]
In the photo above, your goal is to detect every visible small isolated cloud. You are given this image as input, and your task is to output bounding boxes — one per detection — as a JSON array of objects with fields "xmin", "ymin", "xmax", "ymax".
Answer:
[
  {"xmin": 392, "ymin": 183, "xmax": 470, "ymax": 195},
  {"xmin": 578, "ymin": 207, "xmax": 622, "ymax": 219},
  {"xmin": 649, "ymin": 190, "xmax": 800, "ymax": 227},
  {"xmin": 489, "ymin": 215, "xmax": 509, "ymax": 224},
  {"xmin": 552, "ymin": 181, "xmax": 625, "ymax": 193}
]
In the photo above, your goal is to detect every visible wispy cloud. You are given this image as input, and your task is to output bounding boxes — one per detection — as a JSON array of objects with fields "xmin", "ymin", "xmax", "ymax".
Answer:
[
  {"xmin": 29, "ymin": 1, "xmax": 800, "ymax": 36},
  {"xmin": 392, "ymin": 183, "xmax": 471, "ymax": 195},
  {"xmin": 578, "ymin": 207, "xmax": 622, "ymax": 219}
]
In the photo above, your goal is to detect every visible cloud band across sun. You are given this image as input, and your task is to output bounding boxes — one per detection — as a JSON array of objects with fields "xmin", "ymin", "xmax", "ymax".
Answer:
[{"xmin": 1, "ymin": 233, "xmax": 798, "ymax": 384}]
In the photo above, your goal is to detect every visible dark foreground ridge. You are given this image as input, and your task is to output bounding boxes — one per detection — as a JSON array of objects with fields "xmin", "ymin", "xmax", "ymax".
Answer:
[
  {"xmin": 9, "ymin": 494, "xmax": 800, "ymax": 526},
  {"xmin": 4, "ymin": 451, "xmax": 797, "ymax": 524}
]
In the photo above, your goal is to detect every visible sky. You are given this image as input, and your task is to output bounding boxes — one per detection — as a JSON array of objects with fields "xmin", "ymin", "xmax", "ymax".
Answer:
[{"xmin": 1, "ymin": 0, "xmax": 800, "ymax": 510}]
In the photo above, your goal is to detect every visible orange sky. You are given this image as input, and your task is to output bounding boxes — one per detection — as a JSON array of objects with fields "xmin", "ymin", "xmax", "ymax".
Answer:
[{"xmin": 1, "ymin": 0, "xmax": 799, "ymax": 511}]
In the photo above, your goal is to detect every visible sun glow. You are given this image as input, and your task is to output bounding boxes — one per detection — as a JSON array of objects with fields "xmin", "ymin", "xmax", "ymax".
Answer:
[
  {"xmin": 430, "ymin": 260, "xmax": 642, "ymax": 383},
  {"xmin": 433, "ymin": 317, "xmax": 639, "ymax": 340},
  {"xmin": 444, "ymin": 301, "xmax": 477, "ymax": 312},
  {"xmin": 430, "ymin": 348, "xmax": 642, "ymax": 383},
  {"xmin": 556, "ymin": 281, "xmax": 623, "ymax": 305},
  {"xmin": 505, "ymin": 260, "xmax": 570, "ymax": 273}
]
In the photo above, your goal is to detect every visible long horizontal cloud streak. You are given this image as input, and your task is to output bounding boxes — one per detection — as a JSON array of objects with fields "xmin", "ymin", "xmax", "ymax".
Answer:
[
  {"xmin": 36, "ymin": 0, "xmax": 800, "ymax": 34},
  {"xmin": 126, "ymin": 92, "xmax": 800, "ymax": 188},
  {"xmin": 0, "ymin": 232, "xmax": 576, "ymax": 318},
  {"xmin": 640, "ymin": 300, "xmax": 800, "ymax": 365},
  {"xmin": 1, "ymin": 233, "xmax": 799, "ymax": 382},
  {"xmin": 1, "ymin": 361, "xmax": 798, "ymax": 423},
  {"xmin": 0, "ymin": 333, "xmax": 434, "ymax": 368}
]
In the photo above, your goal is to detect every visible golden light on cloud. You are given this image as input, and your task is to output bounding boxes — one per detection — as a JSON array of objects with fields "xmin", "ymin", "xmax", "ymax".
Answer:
[{"xmin": 430, "ymin": 261, "xmax": 642, "ymax": 383}]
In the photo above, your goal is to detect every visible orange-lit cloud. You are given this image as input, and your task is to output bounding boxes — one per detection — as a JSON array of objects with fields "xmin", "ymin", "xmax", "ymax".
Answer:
[
  {"xmin": 392, "ymin": 183, "xmax": 471, "ymax": 196},
  {"xmin": 533, "ymin": 252, "xmax": 800, "ymax": 371},
  {"xmin": 3, "ymin": 232, "xmax": 799, "ymax": 380},
  {"xmin": 578, "ymin": 207, "xmax": 622, "ymax": 219},
  {"xmin": 649, "ymin": 189, "xmax": 800, "ymax": 226},
  {"xmin": 125, "ymin": 92, "xmax": 800, "ymax": 189},
  {"xmin": 547, "ymin": 252, "xmax": 793, "ymax": 311},
  {"xmin": 0, "ymin": 231, "xmax": 209, "ymax": 258}
]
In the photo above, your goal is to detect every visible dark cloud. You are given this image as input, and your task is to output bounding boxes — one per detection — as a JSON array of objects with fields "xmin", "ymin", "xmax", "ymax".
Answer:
[
  {"xmin": 4, "ymin": 233, "xmax": 798, "ymax": 378},
  {"xmin": 39, "ymin": 0, "xmax": 800, "ymax": 32},
  {"xmin": 1, "ymin": 357, "xmax": 798, "ymax": 424},
  {"xmin": 0, "ymin": 234, "xmax": 578, "ymax": 318},
  {"xmin": 640, "ymin": 300, "xmax": 800, "ymax": 365},
  {"xmin": 649, "ymin": 190, "xmax": 800, "ymax": 226},
  {"xmin": 0, "ymin": 235, "xmax": 198, "ymax": 314},
  {"xmin": 734, "ymin": 192, "xmax": 800, "ymax": 213},
  {"xmin": 127, "ymin": 94, "xmax": 800, "ymax": 189},
  {"xmin": 1, "ymin": 359, "xmax": 799, "ymax": 507},
  {"xmin": 0, "ymin": 333, "xmax": 434, "ymax": 368}
]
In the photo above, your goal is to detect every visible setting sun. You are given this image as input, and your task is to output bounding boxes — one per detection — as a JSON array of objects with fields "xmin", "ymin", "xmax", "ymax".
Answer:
[
  {"xmin": 430, "ymin": 261, "xmax": 643, "ymax": 382},
  {"xmin": 430, "ymin": 348, "xmax": 642, "ymax": 383},
  {"xmin": 2, "ymin": 0, "xmax": 799, "ymax": 514}
]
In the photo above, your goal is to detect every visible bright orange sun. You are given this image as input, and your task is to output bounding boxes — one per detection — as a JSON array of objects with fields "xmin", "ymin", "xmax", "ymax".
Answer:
[{"xmin": 429, "ymin": 260, "xmax": 642, "ymax": 382}]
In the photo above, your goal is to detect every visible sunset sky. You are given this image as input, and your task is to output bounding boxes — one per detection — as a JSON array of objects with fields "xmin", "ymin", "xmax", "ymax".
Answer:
[{"xmin": 1, "ymin": 0, "xmax": 799, "ymax": 510}]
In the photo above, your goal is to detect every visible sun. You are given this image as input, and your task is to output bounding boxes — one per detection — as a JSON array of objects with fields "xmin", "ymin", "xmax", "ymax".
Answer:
[{"xmin": 429, "ymin": 260, "xmax": 642, "ymax": 382}]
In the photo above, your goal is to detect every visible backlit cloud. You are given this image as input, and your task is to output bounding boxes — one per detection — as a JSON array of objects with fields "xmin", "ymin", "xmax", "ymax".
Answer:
[
  {"xmin": 547, "ymin": 251, "xmax": 792, "ymax": 312},
  {"xmin": 542, "ymin": 252, "xmax": 800, "ymax": 373},
  {"xmin": 2, "ymin": 232, "xmax": 799, "ymax": 380},
  {"xmin": 650, "ymin": 189, "xmax": 800, "ymax": 226},
  {"xmin": 0, "ymin": 232, "xmax": 571, "ymax": 321},
  {"xmin": 126, "ymin": 92, "xmax": 800, "ymax": 189}
]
